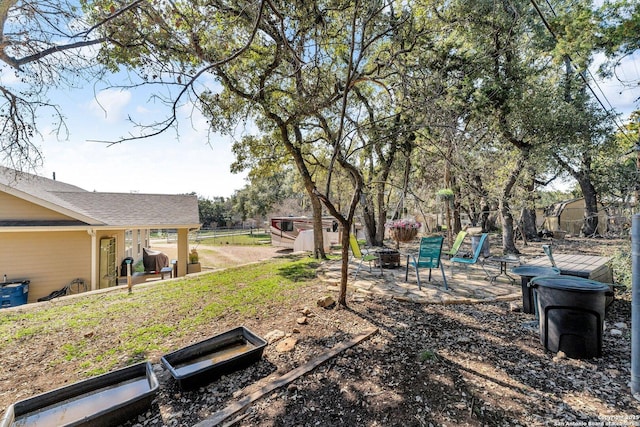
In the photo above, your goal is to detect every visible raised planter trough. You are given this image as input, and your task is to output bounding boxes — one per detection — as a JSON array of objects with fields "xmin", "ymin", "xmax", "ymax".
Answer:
[
  {"xmin": 1, "ymin": 362, "xmax": 158, "ymax": 427},
  {"xmin": 161, "ymin": 326, "xmax": 267, "ymax": 390}
]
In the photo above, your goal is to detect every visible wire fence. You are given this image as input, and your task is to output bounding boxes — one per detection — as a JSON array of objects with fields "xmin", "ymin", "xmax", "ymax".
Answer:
[
  {"xmin": 417, "ymin": 206, "xmax": 633, "ymax": 237},
  {"xmin": 161, "ymin": 228, "xmax": 272, "ymax": 245}
]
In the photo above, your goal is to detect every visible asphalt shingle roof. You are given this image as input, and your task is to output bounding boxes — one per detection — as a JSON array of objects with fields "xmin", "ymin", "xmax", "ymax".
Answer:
[
  {"xmin": 52, "ymin": 192, "xmax": 199, "ymax": 226},
  {"xmin": 0, "ymin": 166, "xmax": 200, "ymax": 228}
]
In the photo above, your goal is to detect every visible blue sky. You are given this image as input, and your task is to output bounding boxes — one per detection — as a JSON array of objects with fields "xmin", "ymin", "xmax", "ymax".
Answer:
[
  {"xmin": 589, "ymin": 52, "xmax": 640, "ymax": 122},
  {"xmin": 21, "ymin": 51, "xmax": 640, "ymax": 199},
  {"xmin": 37, "ymin": 78, "xmax": 249, "ymax": 199}
]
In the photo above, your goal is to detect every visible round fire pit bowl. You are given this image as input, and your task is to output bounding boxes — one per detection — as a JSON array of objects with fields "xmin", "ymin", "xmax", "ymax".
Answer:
[{"xmin": 375, "ymin": 248, "xmax": 401, "ymax": 269}]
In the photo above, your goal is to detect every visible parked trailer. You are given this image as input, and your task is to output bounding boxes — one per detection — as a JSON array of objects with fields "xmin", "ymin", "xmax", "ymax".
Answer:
[{"xmin": 270, "ymin": 217, "xmax": 339, "ymax": 250}]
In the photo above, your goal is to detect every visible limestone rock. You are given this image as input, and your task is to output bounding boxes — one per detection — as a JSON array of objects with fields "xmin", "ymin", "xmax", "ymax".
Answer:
[
  {"xmin": 264, "ymin": 329, "xmax": 286, "ymax": 343},
  {"xmin": 508, "ymin": 301, "xmax": 522, "ymax": 312},
  {"xmin": 275, "ymin": 337, "xmax": 297, "ymax": 352},
  {"xmin": 317, "ymin": 296, "xmax": 336, "ymax": 308}
]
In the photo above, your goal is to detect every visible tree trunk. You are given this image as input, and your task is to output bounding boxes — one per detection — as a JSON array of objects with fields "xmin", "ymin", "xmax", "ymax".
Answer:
[
  {"xmin": 521, "ymin": 175, "xmax": 539, "ymax": 241},
  {"xmin": 453, "ymin": 196, "xmax": 462, "ymax": 234},
  {"xmin": 361, "ymin": 194, "xmax": 377, "ymax": 246},
  {"xmin": 338, "ymin": 229, "xmax": 351, "ymax": 307},
  {"xmin": 499, "ymin": 154, "xmax": 527, "ymax": 254},
  {"xmin": 310, "ymin": 194, "xmax": 327, "ymax": 259},
  {"xmin": 579, "ymin": 177, "xmax": 599, "ymax": 237},
  {"xmin": 445, "ymin": 203, "xmax": 452, "ymax": 245},
  {"xmin": 499, "ymin": 198, "xmax": 519, "ymax": 254},
  {"xmin": 521, "ymin": 208, "xmax": 538, "ymax": 240},
  {"xmin": 281, "ymin": 124, "xmax": 327, "ymax": 259},
  {"xmin": 374, "ymin": 180, "xmax": 388, "ymax": 246},
  {"xmin": 554, "ymin": 152, "xmax": 600, "ymax": 238},
  {"xmin": 375, "ymin": 197, "xmax": 387, "ymax": 246},
  {"xmin": 480, "ymin": 201, "xmax": 490, "ymax": 232}
]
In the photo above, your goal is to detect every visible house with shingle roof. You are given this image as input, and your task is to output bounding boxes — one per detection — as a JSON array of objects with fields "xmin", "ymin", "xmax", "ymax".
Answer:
[{"xmin": 0, "ymin": 166, "xmax": 201, "ymax": 303}]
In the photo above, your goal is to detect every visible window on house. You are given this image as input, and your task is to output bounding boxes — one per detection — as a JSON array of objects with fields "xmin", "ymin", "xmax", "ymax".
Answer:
[{"xmin": 125, "ymin": 230, "xmax": 133, "ymax": 257}]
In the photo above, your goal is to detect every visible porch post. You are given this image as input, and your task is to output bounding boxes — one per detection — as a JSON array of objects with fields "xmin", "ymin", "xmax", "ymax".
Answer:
[
  {"xmin": 88, "ymin": 229, "xmax": 97, "ymax": 290},
  {"xmin": 177, "ymin": 228, "xmax": 189, "ymax": 277}
]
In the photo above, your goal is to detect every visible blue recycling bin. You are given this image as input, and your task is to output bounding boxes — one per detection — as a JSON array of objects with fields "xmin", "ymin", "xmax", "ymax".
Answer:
[
  {"xmin": 1, "ymin": 280, "xmax": 30, "ymax": 308},
  {"xmin": 530, "ymin": 275, "xmax": 611, "ymax": 359}
]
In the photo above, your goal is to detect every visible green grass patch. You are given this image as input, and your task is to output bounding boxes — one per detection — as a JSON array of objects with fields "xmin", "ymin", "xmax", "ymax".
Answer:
[
  {"xmin": 61, "ymin": 342, "xmax": 88, "ymax": 361},
  {"xmin": 0, "ymin": 255, "xmax": 318, "ymax": 376},
  {"xmin": 419, "ymin": 349, "xmax": 437, "ymax": 361},
  {"xmin": 193, "ymin": 232, "xmax": 271, "ymax": 246}
]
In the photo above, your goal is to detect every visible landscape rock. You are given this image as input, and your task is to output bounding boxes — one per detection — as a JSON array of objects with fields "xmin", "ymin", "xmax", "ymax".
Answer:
[
  {"xmin": 264, "ymin": 329, "xmax": 286, "ymax": 343},
  {"xmin": 508, "ymin": 301, "xmax": 521, "ymax": 312},
  {"xmin": 317, "ymin": 295, "xmax": 336, "ymax": 308},
  {"xmin": 275, "ymin": 337, "xmax": 297, "ymax": 352}
]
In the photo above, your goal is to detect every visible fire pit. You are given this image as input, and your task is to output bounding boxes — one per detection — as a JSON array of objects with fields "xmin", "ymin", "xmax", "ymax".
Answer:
[{"xmin": 375, "ymin": 248, "xmax": 401, "ymax": 269}]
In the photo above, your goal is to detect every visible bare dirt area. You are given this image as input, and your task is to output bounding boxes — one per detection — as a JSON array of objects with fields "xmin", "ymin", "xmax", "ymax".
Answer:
[
  {"xmin": 149, "ymin": 241, "xmax": 287, "ymax": 271},
  {"xmin": 0, "ymin": 237, "xmax": 637, "ymax": 427}
]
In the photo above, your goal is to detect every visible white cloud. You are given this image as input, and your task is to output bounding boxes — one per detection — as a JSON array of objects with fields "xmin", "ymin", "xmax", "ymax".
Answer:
[
  {"xmin": 590, "ymin": 52, "xmax": 640, "ymax": 120},
  {"xmin": 39, "ymin": 90, "xmax": 248, "ymax": 198},
  {"xmin": 88, "ymin": 89, "xmax": 132, "ymax": 123},
  {"xmin": 30, "ymin": 72, "xmax": 248, "ymax": 199},
  {"xmin": 0, "ymin": 64, "xmax": 21, "ymax": 85}
]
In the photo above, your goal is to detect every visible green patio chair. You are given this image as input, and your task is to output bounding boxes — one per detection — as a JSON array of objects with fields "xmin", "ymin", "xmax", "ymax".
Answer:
[
  {"xmin": 405, "ymin": 236, "xmax": 448, "ymax": 290},
  {"xmin": 349, "ymin": 234, "xmax": 382, "ymax": 279},
  {"xmin": 450, "ymin": 233, "xmax": 491, "ymax": 279},
  {"xmin": 442, "ymin": 230, "xmax": 467, "ymax": 258}
]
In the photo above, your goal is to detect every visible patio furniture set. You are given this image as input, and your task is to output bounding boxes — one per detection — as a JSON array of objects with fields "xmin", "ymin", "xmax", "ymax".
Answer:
[
  {"xmin": 349, "ymin": 231, "xmax": 514, "ymax": 289},
  {"xmin": 349, "ymin": 231, "xmax": 615, "ymax": 360}
]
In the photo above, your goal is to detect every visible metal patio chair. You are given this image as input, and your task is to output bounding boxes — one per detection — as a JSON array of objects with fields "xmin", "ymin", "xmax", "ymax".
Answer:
[
  {"xmin": 406, "ymin": 236, "xmax": 448, "ymax": 290},
  {"xmin": 349, "ymin": 234, "xmax": 382, "ymax": 279},
  {"xmin": 450, "ymin": 233, "xmax": 491, "ymax": 279}
]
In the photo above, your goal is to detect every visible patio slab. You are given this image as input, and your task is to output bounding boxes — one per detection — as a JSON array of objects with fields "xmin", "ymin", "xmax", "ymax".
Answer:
[{"xmin": 318, "ymin": 255, "xmax": 522, "ymax": 306}]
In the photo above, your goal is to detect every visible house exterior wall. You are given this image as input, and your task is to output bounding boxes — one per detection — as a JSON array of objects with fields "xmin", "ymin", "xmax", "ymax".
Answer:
[
  {"xmin": 0, "ymin": 230, "xmax": 91, "ymax": 302},
  {"xmin": 0, "ymin": 192, "xmax": 71, "ymax": 221},
  {"xmin": 1, "ymin": 182, "xmax": 193, "ymax": 305},
  {"xmin": 0, "ymin": 227, "xmax": 166, "ymax": 302},
  {"xmin": 137, "ymin": 229, "xmax": 150, "ymax": 259}
]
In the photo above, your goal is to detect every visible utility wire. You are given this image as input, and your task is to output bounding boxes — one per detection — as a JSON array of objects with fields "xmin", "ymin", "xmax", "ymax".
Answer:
[
  {"xmin": 530, "ymin": 0, "xmax": 637, "ymax": 145},
  {"xmin": 543, "ymin": 0, "xmax": 623, "ymax": 115}
]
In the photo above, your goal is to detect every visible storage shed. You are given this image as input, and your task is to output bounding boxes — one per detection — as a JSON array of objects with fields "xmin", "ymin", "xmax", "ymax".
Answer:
[{"xmin": 538, "ymin": 198, "xmax": 607, "ymax": 236}]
